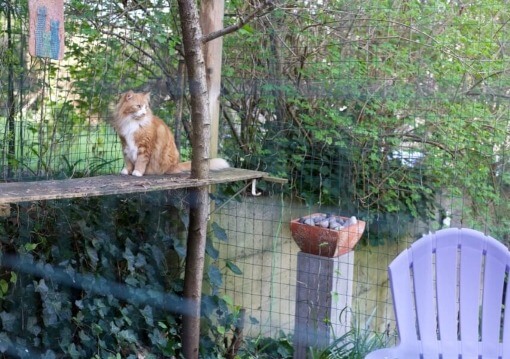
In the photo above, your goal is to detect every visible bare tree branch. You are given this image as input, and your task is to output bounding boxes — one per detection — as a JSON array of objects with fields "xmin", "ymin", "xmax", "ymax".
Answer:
[{"xmin": 201, "ymin": 0, "xmax": 275, "ymax": 44}]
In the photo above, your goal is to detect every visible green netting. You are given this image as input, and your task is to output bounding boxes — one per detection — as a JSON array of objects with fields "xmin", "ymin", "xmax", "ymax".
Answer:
[{"xmin": 1, "ymin": 0, "xmax": 510, "ymax": 356}]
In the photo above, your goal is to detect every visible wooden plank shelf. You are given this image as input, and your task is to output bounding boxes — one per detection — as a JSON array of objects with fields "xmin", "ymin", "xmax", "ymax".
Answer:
[{"xmin": 0, "ymin": 168, "xmax": 277, "ymax": 204}]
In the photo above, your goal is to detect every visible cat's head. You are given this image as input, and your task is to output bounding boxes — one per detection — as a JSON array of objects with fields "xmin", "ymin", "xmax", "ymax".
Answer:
[{"xmin": 116, "ymin": 91, "xmax": 151, "ymax": 120}]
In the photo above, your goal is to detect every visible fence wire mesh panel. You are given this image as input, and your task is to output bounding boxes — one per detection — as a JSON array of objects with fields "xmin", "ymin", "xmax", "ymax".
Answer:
[{"xmin": 1, "ymin": 0, "xmax": 510, "ymax": 357}]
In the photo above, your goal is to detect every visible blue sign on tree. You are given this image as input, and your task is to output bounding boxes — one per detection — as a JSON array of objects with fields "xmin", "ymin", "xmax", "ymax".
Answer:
[{"xmin": 29, "ymin": 0, "xmax": 64, "ymax": 60}]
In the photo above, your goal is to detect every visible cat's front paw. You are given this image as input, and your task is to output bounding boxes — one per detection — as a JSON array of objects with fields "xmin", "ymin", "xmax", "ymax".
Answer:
[
  {"xmin": 120, "ymin": 168, "xmax": 130, "ymax": 175},
  {"xmin": 132, "ymin": 170, "xmax": 143, "ymax": 177}
]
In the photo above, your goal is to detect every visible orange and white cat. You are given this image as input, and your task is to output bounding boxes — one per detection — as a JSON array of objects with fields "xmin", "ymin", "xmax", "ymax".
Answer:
[{"xmin": 113, "ymin": 90, "xmax": 229, "ymax": 177}]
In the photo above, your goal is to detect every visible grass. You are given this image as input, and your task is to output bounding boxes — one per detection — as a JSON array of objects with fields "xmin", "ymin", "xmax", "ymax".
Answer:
[
  {"xmin": 234, "ymin": 309, "xmax": 394, "ymax": 359},
  {"xmin": 308, "ymin": 308, "xmax": 395, "ymax": 359},
  {"xmin": 317, "ymin": 327, "xmax": 390, "ymax": 359}
]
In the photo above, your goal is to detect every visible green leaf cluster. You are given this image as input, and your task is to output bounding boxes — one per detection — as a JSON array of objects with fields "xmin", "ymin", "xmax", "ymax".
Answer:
[
  {"xmin": 0, "ymin": 191, "xmax": 240, "ymax": 357},
  {"xmin": 220, "ymin": 0, "xmax": 510, "ymax": 243}
]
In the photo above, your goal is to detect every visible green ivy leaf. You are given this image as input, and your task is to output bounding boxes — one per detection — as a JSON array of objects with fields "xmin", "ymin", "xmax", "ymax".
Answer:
[
  {"xmin": 41, "ymin": 350, "xmax": 57, "ymax": 359},
  {"xmin": 59, "ymin": 327, "xmax": 72, "ymax": 348},
  {"xmin": 140, "ymin": 305, "xmax": 154, "ymax": 326},
  {"xmin": 134, "ymin": 253, "xmax": 147, "ymax": 268},
  {"xmin": 0, "ymin": 332, "xmax": 11, "ymax": 353},
  {"xmin": 216, "ymin": 325, "xmax": 226, "ymax": 335},
  {"xmin": 123, "ymin": 248, "xmax": 136, "ymax": 272},
  {"xmin": 24, "ymin": 242, "xmax": 39, "ymax": 252},
  {"xmin": 27, "ymin": 316, "xmax": 41, "ymax": 336},
  {"xmin": 249, "ymin": 315, "xmax": 259, "ymax": 325},
  {"xmin": 222, "ymin": 294, "xmax": 234, "ymax": 307},
  {"xmin": 205, "ymin": 237, "xmax": 219, "ymax": 260},
  {"xmin": 225, "ymin": 260, "xmax": 242, "ymax": 275},
  {"xmin": 0, "ymin": 280, "xmax": 8, "ymax": 294},
  {"xmin": 239, "ymin": 24, "xmax": 254, "ymax": 35},
  {"xmin": 149, "ymin": 328, "xmax": 168, "ymax": 348},
  {"xmin": 125, "ymin": 276, "xmax": 139, "ymax": 287},
  {"xmin": 207, "ymin": 265, "xmax": 223, "ymax": 288},
  {"xmin": 67, "ymin": 343, "xmax": 81, "ymax": 359},
  {"xmin": 85, "ymin": 246, "xmax": 98, "ymax": 266},
  {"xmin": 92, "ymin": 323, "xmax": 104, "ymax": 336},
  {"xmin": 0, "ymin": 311, "xmax": 16, "ymax": 332},
  {"xmin": 120, "ymin": 307, "xmax": 133, "ymax": 326},
  {"xmin": 34, "ymin": 278, "xmax": 49, "ymax": 297},
  {"xmin": 42, "ymin": 305, "xmax": 58, "ymax": 327},
  {"xmin": 118, "ymin": 329, "xmax": 138, "ymax": 343},
  {"xmin": 79, "ymin": 330, "xmax": 92, "ymax": 343},
  {"xmin": 173, "ymin": 241, "xmax": 186, "ymax": 259},
  {"xmin": 212, "ymin": 222, "xmax": 228, "ymax": 242}
]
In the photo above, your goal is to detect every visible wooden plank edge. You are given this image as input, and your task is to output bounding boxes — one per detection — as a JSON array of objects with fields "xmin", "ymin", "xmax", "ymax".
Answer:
[{"xmin": 0, "ymin": 168, "xmax": 276, "ymax": 204}]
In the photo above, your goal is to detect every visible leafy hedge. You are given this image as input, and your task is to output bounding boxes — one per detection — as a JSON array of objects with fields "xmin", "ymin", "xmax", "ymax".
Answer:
[{"xmin": 0, "ymin": 191, "xmax": 240, "ymax": 358}]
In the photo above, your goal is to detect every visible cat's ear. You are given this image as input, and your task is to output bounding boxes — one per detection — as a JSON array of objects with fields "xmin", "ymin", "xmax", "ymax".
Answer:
[
  {"xmin": 143, "ymin": 92, "xmax": 151, "ymax": 103},
  {"xmin": 118, "ymin": 91, "xmax": 132, "ymax": 103},
  {"xmin": 124, "ymin": 90, "xmax": 134, "ymax": 100}
]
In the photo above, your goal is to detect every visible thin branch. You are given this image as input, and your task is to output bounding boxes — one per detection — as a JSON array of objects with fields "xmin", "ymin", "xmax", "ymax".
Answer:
[
  {"xmin": 286, "ymin": 104, "xmax": 313, "ymax": 147},
  {"xmin": 201, "ymin": 0, "xmax": 275, "ymax": 44},
  {"xmin": 397, "ymin": 133, "xmax": 456, "ymax": 157},
  {"xmin": 111, "ymin": 2, "xmax": 173, "ymax": 77},
  {"xmin": 222, "ymin": 106, "xmax": 247, "ymax": 152},
  {"xmin": 463, "ymin": 68, "xmax": 510, "ymax": 99},
  {"xmin": 98, "ymin": 29, "xmax": 159, "ymax": 77}
]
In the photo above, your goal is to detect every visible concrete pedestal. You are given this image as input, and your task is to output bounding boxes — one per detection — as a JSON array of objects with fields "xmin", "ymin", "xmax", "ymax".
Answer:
[{"xmin": 293, "ymin": 251, "xmax": 354, "ymax": 358}]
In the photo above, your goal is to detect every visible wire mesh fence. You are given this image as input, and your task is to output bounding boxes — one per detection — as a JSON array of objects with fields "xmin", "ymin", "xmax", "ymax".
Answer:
[{"xmin": 1, "ymin": 0, "xmax": 510, "ymax": 357}]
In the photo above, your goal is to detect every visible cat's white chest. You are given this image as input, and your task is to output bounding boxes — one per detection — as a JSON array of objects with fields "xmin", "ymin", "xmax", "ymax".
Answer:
[
  {"xmin": 124, "ymin": 136, "xmax": 138, "ymax": 163},
  {"xmin": 119, "ymin": 117, "xmax": 149, "ymax": 162}
]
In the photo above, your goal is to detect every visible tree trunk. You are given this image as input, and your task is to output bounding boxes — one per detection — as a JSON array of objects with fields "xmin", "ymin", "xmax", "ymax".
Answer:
[
  {"xmin": 177, "ymin": 0, "xmax": 211, "ymax": 179},
  {"xmin": 176, "ymin": 0, "xmax": 211, "ymax": 358},
  {"xmin": 176, "ymin": 1, "xmax": 271, "ymax": 356}
]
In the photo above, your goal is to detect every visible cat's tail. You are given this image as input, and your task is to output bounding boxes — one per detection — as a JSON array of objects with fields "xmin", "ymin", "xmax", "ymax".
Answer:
[
  {"xmin": 176, "ymin": 158, "xmax": 230, "ymax": 172},
  {"xmin": 209, "ymin": 158, "xmax": 230, "ymax": 170}
]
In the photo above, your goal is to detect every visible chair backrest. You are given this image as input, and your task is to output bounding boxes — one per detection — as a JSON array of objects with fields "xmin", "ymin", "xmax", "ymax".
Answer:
[{"xmin": 389, "ymin": 228, "xmax": 510, "ymax": 357}]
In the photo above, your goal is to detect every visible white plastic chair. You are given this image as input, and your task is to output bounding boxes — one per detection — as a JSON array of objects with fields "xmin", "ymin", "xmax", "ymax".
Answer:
[{"xmin": 365, "ymin": 228, "xmax": 510, "ymax": 359}]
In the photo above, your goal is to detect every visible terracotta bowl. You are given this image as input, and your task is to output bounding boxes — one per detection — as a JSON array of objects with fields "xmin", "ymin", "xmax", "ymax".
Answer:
[{"xmin": 290, "ymin": 214, "xmax": 366, "ymax": 257}]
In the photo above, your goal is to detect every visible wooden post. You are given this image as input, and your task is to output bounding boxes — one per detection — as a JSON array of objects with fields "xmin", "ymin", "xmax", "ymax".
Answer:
[
  {"xmin": 174, "ymin": 60, "xmax": 186, "ymax": 152},
  {"xmin": 200, "ymin": 0, "xmax": 224, "ymax": 158},
  {"xmin": 293, "ymin": 252, "xmax": 355, "ymax": 358},
  {"xmin": 6, "ymin": 1, "xmax": 16, "ymax": 178}
]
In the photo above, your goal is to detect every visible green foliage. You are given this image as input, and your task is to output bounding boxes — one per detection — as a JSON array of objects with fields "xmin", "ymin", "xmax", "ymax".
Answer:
[
  {"xmin": 4, "ymin": 0, "xmax": 510, "ymax": 354},
  {"xmin": 2, "ymin": 0, "xmax": 510, "ymax": 242},
  {"xmin": 1, "ymin": 0, "xmax": 190, "ymax": 180},
  {"xmin": 199, "ymin": 294, "xmax": 247, "ymax": 358},
  {"xmin": 306, "ymin": 327, "xmax": 388, "ymax": 359},
  {"xmin": 221, "ymin": 0, "xmax": 510, "ymax": 243},
  {"xmin": 236, "ymin": 331, "xmax": 294, "ymax": 359},
  {"xmin": 305, "ymin": 309, "xmax": 393, "ymax": 359},
  {"xmin": 0, "ymin": 191, "xmax": 240, "ymax": 358}
]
